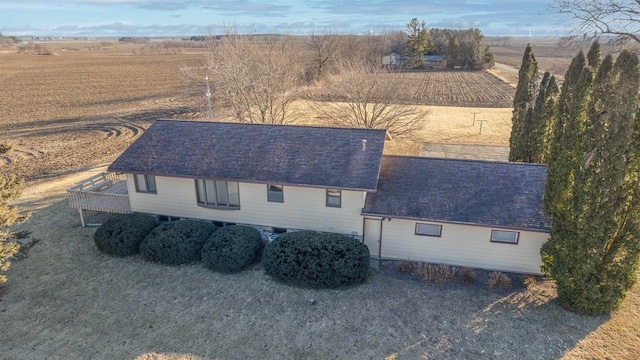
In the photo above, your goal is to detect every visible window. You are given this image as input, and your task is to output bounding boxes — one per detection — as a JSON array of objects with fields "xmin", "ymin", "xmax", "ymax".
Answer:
[
  {"xmin": 326, "ymin": 189, "xmax": 341, "ymax": 208},
  {"xmin": 491, "ymin": 230, "xmax": 519, "ymax": 244},
  {"xmin": 267, "ymin": 184, "xmax": 284, "ymax": 203},
  {"xmin": 415, "ymin": 223, "xmax": 442, "ymax": 237},
  {"xmin": 157, "ymin": 215, "xmax": 180, "ymax": 223},
  {"xmin": 195, "ymin": 179, "xmax": 240, "ymax": 209},
  {"xmin": 134, "ymin": 174, "xmax": 157, "ymax": 193}
]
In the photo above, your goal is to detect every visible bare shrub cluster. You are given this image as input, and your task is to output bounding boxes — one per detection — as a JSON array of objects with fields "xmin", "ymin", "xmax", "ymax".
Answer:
[
  {"xmin": 458, "ymin": 267, "xmax": 477, "ymax": 284},
  {"xmin": 486, "ymin": 271, "xmax": 512, "ymax": 289},
  {"xmin": 417, "ymin": 263, "xmax": 458, "ymax": 285},
  {"xmin": 395, "ymin": 260, "xmax": 413, "ymax": 274}
]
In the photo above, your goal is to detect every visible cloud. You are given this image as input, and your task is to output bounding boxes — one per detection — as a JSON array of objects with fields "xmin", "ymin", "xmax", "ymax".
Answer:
[
  {"xmin": 138, "ymin": 1, "xmax": 195, "ymax": 11},
  {"xmin": 200, "ymin": 0, "xmax": 291, "ymax": 17}
]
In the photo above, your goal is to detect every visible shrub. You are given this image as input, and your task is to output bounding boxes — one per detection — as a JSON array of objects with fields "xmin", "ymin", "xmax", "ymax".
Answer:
[
  {"xmin": 396, "ymin": 260, "xmax": 413, "ymax": 274},
  {"xmin": 522, "ymin": 275, "xmax": 537, "ymax": 289},
  {"xmin": 201, "ymin": 226, "xmax": 262, "ymax": 272},
  {"xmin": 458, "ymin": 267, "xmax": 477, "ymax": 284},
  {"xmin": 139, "ymin": 220, "xmax": 218, "ymax": 265},
  {"xmin": 417, "ymin": 263, "xmax": 458, "ymax": 285},
  {"xmin": 94, "ymin": 213, "xmax": 158, "ymax": 257},
  {"xmin": 262, "ymin": 231, "xmax": 369, "ymax": 288},
  {"xmin": 487, "ymin": 271, "xmax": 512, "ymax": 289}
]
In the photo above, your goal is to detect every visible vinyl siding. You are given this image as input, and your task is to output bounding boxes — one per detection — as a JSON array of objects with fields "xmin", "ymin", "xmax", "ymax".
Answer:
[
  {"xmin": 379, "ymin": 218, "xmax": 548, "ymax": 274},
  {"xmin": 126, "ymin": 174, "xmax": 366, "ymax": 235}
]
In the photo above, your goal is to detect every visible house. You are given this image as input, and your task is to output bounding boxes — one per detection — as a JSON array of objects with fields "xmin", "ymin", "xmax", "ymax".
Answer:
[
  {"xmin": 381, "ymin": 53, "xmax": 445, "ymax": 68},
  {"xmin": 69, "ymin": 120, "xmax": 549, "ymax": 274}
]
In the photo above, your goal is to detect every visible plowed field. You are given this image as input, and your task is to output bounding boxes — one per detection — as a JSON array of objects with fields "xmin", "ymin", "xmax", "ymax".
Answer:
[
  {"xmin": 0, "ymin": 52, "xmax": 203, "ymax": 182},
  {"xmin": 391, "ymin": 70, "xmax": 515, "ymax": 107}
]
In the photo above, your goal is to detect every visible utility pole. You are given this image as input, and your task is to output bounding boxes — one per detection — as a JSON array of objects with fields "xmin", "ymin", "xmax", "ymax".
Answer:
[{"xmin": 205, "ymin": 67, "xmax": 212, "ymax": 121}]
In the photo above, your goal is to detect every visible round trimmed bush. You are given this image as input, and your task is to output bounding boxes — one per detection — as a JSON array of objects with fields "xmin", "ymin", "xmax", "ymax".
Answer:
[
  {"xmin": 94, "ymin": 213, "xmax": 158, "ymax": 257},
  {"xmin": 139, "ymin": 220, "xmax": 218, "ymax": 265},
  {"xmin": 201, "ymin": 225, "xmax": 262, "ymax": 272},
  {"xmin": 262, "ymin": 231, "xmax": 370, "ymax": 288}
]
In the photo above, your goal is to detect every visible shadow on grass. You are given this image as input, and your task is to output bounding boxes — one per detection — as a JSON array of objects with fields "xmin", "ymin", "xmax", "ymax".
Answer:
[{"xmin": 3, "ymin": 199, "xmax": 614, "ymax": 360}]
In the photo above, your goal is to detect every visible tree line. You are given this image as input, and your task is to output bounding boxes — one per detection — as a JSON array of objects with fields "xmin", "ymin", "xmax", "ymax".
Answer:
[
  {"xmin": 509, "ymin": 41, "xmax": 640, "ymax": 314},
  {"xmin": 403, "ymin": 19, "xmax": 494, "ymax": 70}
]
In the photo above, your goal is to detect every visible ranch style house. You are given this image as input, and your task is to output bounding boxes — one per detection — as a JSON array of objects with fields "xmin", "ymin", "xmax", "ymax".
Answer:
[{"xmin": 68, "ymin": 120, "xmax": 550, "ymax": 274}]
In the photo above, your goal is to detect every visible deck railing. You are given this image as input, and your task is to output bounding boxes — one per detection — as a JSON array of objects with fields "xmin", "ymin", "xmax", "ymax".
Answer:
[{"xmin": 67, "ymin": 172, "xmax": 131, "ymax": 226}]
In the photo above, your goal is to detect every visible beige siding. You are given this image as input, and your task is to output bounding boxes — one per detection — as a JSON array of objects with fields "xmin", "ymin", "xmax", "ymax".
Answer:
[
  {"xmin": 379, "ymin": 218, "xmax": 548, "ymax": 274},
  {"xmin": 126, "ymin": 174, "xmax": 365, "ymax": 235}
]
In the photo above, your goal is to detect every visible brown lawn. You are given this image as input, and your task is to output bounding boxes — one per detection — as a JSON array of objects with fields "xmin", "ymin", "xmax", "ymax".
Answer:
[{"xmin": 1, "ymin": 173, "xmax": 638, "ymax": 359}]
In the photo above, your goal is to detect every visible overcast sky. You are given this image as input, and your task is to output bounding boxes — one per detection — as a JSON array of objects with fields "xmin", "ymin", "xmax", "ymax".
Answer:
[{"xmin": 0, "ymin": 0, "xmax": 567, "ymax": 37}]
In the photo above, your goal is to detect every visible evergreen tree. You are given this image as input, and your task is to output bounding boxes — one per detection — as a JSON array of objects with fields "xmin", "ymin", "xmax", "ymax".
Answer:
[
  {"xmin": 542, "ymin": 51, "xmax": 591, "ymax": 217},
  {"xmin": 405, "ymin": 18, "xmax": 429, "ymax": 68},
  {"xmin": 541, "ymin": 48, "xmax": 640, "ymax": 313},
  {"xmin": 587, "ymin": 39, "xmax": 601, "ymax": 71},
  {"xmin": 523, "ymin": 72, "xmax": 559, "ymax": 163},
  {"xmin": 483, "ymin": 45, "xmax": 495, "ymax": 69},
  {"xmin": 509, "ymin": 44, "xmax": 538, "ymax": 162},
  {"xmin": 445, "ymin": 36, "xmax": 461, "ymax": 69}
]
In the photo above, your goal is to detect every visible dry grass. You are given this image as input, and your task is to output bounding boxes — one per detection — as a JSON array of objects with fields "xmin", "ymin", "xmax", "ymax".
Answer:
[
  {"xmin": 294, "ymin": 101, "xmax": 513, "ymax": 156},
  {"xmin": 522, "ymin": 275, "xmax": 538, "ymax": 289},
  {"xmin": 2, "ymin": 185, "xmax": 638, "ymax": 359},
  {"xmin": 416, "ymin": 263, "xmax": 458, "ymax": 285}
]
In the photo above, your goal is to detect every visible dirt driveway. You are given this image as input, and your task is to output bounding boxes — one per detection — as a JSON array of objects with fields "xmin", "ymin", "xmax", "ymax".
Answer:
[{"xmin": 421, "ymin": 143, "xmax": 510, "ymax": 162}]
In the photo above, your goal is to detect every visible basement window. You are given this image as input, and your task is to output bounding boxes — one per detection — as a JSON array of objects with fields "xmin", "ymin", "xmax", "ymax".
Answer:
[
  {"xmin": 195, "ymin": 179, "xmax": 240, "ymax": 209},
  {"xmin": 267, "ymin": 184, "xmax": 284, "ymax": 203},
  {"xmin": 134, "ymin": 174, "xmax": 157, "ymax": 194},
  {"xmin": 415, "ymin": 223, "xmax": 442, "ymax": 237},
  {"xmin": 490, "ymin": 230, "xmax": 519, "ymax": 244},
  {"xmin": 326, "ymin": 189, "xmax": 341, "ymax": 208}
]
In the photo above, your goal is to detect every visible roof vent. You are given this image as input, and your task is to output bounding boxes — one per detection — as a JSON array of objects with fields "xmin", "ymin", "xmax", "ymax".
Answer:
[{"xmin": 362, "ymin": 139, "xmax": 367, "ymax": 150}]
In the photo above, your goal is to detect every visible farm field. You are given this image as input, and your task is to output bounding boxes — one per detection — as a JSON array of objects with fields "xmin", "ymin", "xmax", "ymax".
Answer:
[
  {"xmin": 1, "ymin": 44, "xmax": 514, "ymax": 184},
  {"xmin": 307, "ymin": 70, "xmax": 515, "ymax": 108},
  {"xmin": 0, "ymin": 50, "xmax": 205, "ymax": 183}
]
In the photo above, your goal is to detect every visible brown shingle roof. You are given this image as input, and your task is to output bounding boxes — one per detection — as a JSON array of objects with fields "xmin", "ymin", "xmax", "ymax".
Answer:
[
  {"xmin": 362, "ymin": 156, "xmax": 550, "ymax": 231},
  {"xmin": 108, "ymin": 120, "xmax": 386, "ymax": 191}
]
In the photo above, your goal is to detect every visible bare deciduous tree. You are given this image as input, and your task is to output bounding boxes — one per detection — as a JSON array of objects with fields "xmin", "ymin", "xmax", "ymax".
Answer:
[
  {"xmin": 552, "ymin": 0, "xmax": 640, "ymax": 45},
  {"xmin": 307, "ymin": 30, "xmax": 342, "ymax": 82},
  {"xmin": 205, "ymin": 30, "xmax": 304, "ymax": 124},
  {"xmin": 309, "ymin": 62, "xmax": 427, "ymax": 139}
]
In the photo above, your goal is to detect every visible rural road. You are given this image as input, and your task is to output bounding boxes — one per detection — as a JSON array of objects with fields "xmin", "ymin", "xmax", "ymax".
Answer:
[{"xmin": 494, "ymin": 62, "xmax": 519, "ymax": 75}]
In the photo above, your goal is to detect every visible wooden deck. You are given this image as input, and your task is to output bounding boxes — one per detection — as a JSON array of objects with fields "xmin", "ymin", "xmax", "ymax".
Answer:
[{"xmin": 67, "ymin": 172, "xmax": 131, "ymax": 226}]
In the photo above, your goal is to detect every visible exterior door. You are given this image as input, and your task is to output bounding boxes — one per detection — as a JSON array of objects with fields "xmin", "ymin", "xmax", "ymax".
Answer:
[{"xmin": 363, "ymin": 218, "xmax": 382, "ymax": 257}]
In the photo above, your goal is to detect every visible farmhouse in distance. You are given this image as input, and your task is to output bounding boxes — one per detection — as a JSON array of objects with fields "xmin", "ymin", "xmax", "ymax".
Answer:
[{"xmin": 69, "ymin": 120, "xmax": 549, "ymax": 274}]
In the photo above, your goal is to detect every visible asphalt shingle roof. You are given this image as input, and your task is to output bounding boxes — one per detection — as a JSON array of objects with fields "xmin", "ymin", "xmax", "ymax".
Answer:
[
  {"xmin": 362, "ymin": 156, "xmax": 550, "ymax": 231},
  {"xmin": 108, "ymin": 120, "xmax": 386, "ymax": 191}
]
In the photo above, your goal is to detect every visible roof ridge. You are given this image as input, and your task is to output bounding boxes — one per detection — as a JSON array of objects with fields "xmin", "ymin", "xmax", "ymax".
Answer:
[{"xmin": 154, "ymin": 119, "xmax": 388, "ymax": 133}]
